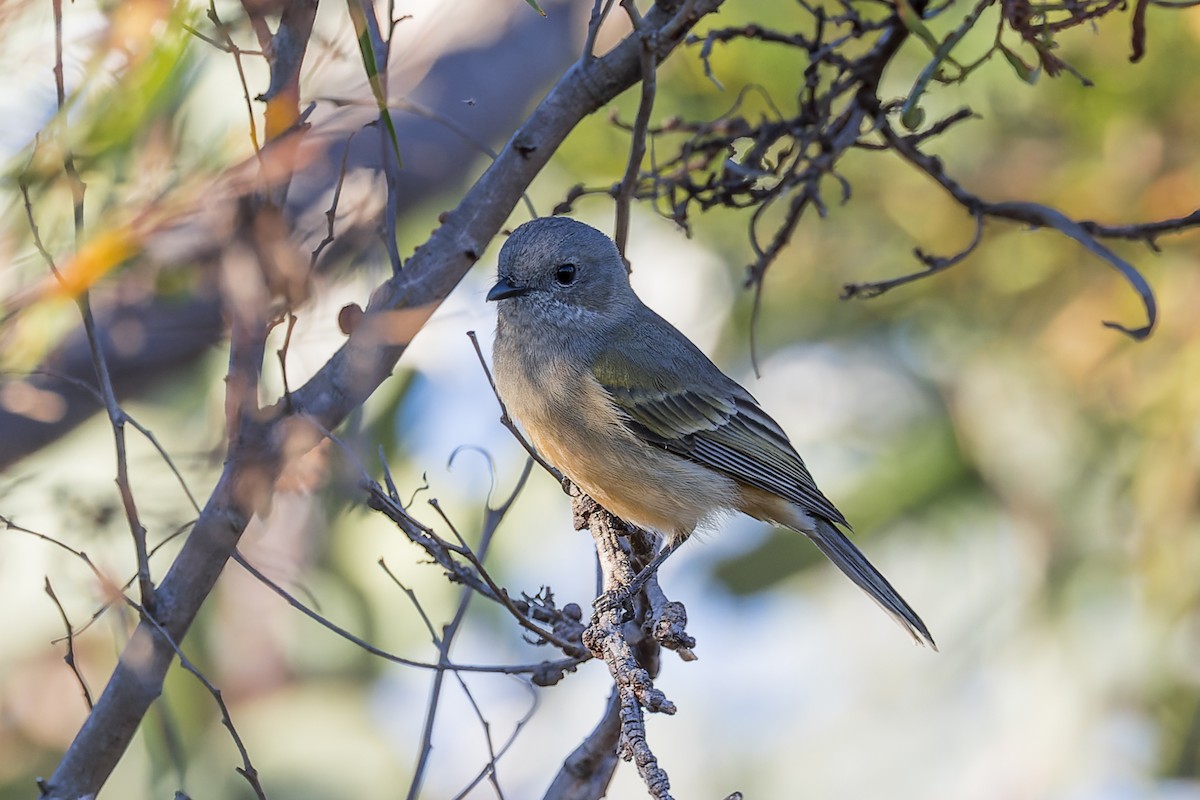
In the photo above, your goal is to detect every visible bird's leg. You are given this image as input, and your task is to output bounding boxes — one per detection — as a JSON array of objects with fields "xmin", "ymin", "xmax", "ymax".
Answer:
[
  {"xmin": 626, "ymin": 539, "xmax": 680, "ymax": 595},
  {"xmin": 594, "ymin": 539, "xmax": 681, "ymax": 619}
]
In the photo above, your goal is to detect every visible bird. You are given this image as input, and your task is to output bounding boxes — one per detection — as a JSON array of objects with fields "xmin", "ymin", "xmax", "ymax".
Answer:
[{"xmin": 486, "ymin": 216, "xmax": 935, "ymax": 648}]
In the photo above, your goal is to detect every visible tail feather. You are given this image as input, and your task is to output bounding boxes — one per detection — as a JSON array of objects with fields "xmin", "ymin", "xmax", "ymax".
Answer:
[{"xmin": 806, "ymin": 519, "xmax": 937, "ymax": 650}]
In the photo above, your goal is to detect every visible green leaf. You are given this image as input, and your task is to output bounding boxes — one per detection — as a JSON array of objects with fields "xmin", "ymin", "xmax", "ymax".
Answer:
[
  {"xmin": 75, "ymin": 6, "xmax": 197, "ymax": 161},
  {"xmin": 901, "ymin": 102, "xmax": 926, "ymax": 131},
  {"xmin": 346, "ymin": 1, "xmax": 404, "ymax": 168},
  {"xmin": 896, "ymin": 0, "xmax": 940, "ymax": 52},
  {"xmin": 900, "ymin": 0, "xmax": 995, "ymax": 129},
  {"xmin": 999, "ymin": 43, "xmax": 1040, "ymax": 84},
  {"xmin": 523, "ymin": 0, "xmax": 547, "ymax": 15}
]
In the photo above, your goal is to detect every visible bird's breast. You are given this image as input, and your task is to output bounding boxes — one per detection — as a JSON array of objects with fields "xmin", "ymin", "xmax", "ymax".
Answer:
[{"xmin": 492, "ymin": 336, "xmax": 736, "ymax": 540}]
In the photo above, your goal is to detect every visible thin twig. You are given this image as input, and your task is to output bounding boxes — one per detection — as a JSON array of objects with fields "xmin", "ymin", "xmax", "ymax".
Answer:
[
  {"xmin": 614, "ymin": 0, "xmax": 657, "ymax": 261},
  {"xmin": 7, "ymin": 515, "xmax": 262, "ymax": 797},
  {"xmin": 2, "ymin": 516, "xmax": 106, "ymax": 584},
  {"xmin": 393, "ymin": 564, "xmax": 463, "ymax": 800},
  {"xmin": 467, "ymin": 331, "xmax": 564, "ymax": 482},
  {"xmin": 275, "ymin": 312, "xmax": 299, "ymax": 410},
  {"xmin": 80, "ymin": 306, "xmax": 155, "ymax": 609},
  {"xmin": 234, "ymin": 550, "xmax": 434, "ymax": 669},
  {"xmin": 17, "ymin": 177, "xmax": 63, "ymax": 281},
  {"xmin": 52, "ymin": 518, "xmax": 197, "ymax": 643},
  {"xmin": 45, "ymin": 0, "xmax": 156, "ymax": 612},
  {"xmin": 234, "ymin": 549, "xmax": 575, "ymax": 676},
  {"xmin": 877, "ymin": 117, "xmax": 1157, "ymax": 338},
  {"xmin": 401, "ymin": 459, "xmax": 527, "ymax": 800},
  {"xmin": 205, "ymin": 0, "xmax": 262, "ymax": 152},
  {"xmin": 44, "ymin": 578, "xmax": 94, "ymax": 710},
  {"xmin": 424, "ymin": 492, "xmax": 580, "ymax": 654},
  {"xmin": 124, "ymin": 417, "xmax": 203, "ymax": 514},
  {"xmin": 3, "ymin": 366, "xmax": 202, "ymax": 516},
  {"xmin": 320, "ymin": 424, "xmax": 580, "ymax": 662},
  {"xmin": 582, "ymin": 0, "xmax": 619, "ymax": 62},
  {"xmin": 309, "ymin": 133, "xmax": 357, "ymax": 269},
  {"xmin": 451, "ymin": 679, "xmax": 540, "ymax": 800},
  {"xmin": 389, "ymin": 562, "xmax": 506, "ymax": 800},
  {"xmin": 842, "ymin": 211, "xmax": 985, "ymax": 298},
  {"xmin": 133, "ymin": 602, "xmax": 268, "ymax": 800},
  {"xmin": 1079, "ymin": 208, "xmax": 1200, "ymax": 249}
]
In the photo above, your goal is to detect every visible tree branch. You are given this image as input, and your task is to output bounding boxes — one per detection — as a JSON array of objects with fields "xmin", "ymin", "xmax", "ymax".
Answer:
[
  {"xmin": 859, "ymin": 117, "xmax": 1158, "ymax": 338},
  {"xmin": 575, "ymin": 495, "xmax": 678, "ymax": 800},
  {"xmin": 542, "ymin": 690, "xmax": 622, "ymax": 800},
  {"xmin": 613, "ymin": 0, "xmax": 658, "ymax": 261}
]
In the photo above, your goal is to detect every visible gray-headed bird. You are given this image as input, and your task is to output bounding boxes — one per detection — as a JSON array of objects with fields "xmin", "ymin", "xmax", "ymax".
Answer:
[{"xmin": 487, "ymin": 216, "xmax": 935, "ymax": 648}]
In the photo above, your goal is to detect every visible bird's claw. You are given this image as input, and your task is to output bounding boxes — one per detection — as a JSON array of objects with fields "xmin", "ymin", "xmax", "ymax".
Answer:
[{"xmin": 594, "ymin": 588, "xmax": 635, "ymax": 623}]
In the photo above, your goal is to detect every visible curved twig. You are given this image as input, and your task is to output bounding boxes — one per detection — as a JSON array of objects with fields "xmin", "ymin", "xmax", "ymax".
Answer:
[
  {"xmin": 614, "ymin": 0, "xmax": 658, "ymax": 261},
  {"xmin": 842, "ymin": 211, "xmax": 984, "ymax": 299},
  {"xmin": 877, "ymin": 117, "xmax": 1157, "ymax": 338}
]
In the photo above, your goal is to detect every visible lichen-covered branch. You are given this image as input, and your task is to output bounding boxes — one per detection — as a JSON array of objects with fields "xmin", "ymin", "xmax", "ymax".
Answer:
[{"xmin": 574, "ymin": 494, "xmax": 683, "ymax": 800}]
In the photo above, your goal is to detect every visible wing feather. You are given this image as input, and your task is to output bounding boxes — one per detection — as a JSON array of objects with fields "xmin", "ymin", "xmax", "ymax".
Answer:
[{"xmin": 599, "ymin": 371, "xmax": 849, "ymax": 527}]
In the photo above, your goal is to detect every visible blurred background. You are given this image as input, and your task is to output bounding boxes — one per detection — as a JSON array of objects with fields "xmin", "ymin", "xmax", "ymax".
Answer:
[{"xmin": 2, "ymin": 0, "xmax": 1200, "ymax": 798}]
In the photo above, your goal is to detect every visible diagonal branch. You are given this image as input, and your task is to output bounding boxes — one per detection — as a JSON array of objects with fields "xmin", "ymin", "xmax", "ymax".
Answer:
[{"xmin": 542, "ymin": 690, "xmax": 622, "ymax": 800}]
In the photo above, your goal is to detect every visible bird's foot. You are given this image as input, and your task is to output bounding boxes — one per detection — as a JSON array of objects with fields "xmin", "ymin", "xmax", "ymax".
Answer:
[
  {"xmin": 593, "ymin": 555, "xmax": 666, "ymax": 622},
  {"xmin": 593, "ymin": 587, "xmax": 635, "ymax": 623}
]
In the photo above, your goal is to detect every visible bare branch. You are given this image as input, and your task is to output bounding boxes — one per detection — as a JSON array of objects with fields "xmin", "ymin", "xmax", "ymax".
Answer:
[
  {"xmin": 234, "ymin": 550, "xmax": 437, "ymax": 670},
  {"xmin": 876, "ymin": 117, "xmax": 1157, "ymax": 338},
  {"xmin": 372, "ymin": 478, "xmax": 584, "ymax": 655},
  {"xmin": 450, "ymin": 679, "xmax": 539, "ymax": 800},
  {"xmin": 134, "ymin": 602, "xmax": 268, "ymax": 800},
  {"xmin": 202, "ymin": 0, "xmax": 263, "ymax": 151},
  {"xmin": 468, "ymin": 330, "xmax": 564, "ymax": 483},
  {"xmin": 542, "ymin": 690, "xmax": 622, "ymax": 800},
  {"xmin": 388, "ymin": 560, "xmax": 507, "ymax": 800},
  {"xmin": 235, "ymin": 546, "xmax": 580, "ymax": 676},
  {"xmin": 309, "ymin": 133, "xmax": 357, "ymax": 270},
  {"xmin": 44, "ymin": 578, "xmax": 94, "ymax": 711},
  {"xmin": 582, "ymin": 0, "xmax": 618, "ymax": 63},
  {"xmin": 842, "ymin": 212, "xmax": 985, "ymax": 299},
  {"xmin": 35, "ymin": 10, "xmax": 157, "ymax": 612},
  {"xmin": 992, "ymin": 200, "xmax": 1158, "ymax": 338},
  {"xmin": 1079, "ymin": 208, "xmax": 1200, "ymax": 249},
  {"xmin": 575, "ymin": 496, "xmax": 678, "ymax": 800},
  {"xmin": 614, "ymin": 0, "xmax": 658, "ymax": 261},
  {"xmin": 400, "ymin": 463, "xmax": 522, "ymax": 800}
]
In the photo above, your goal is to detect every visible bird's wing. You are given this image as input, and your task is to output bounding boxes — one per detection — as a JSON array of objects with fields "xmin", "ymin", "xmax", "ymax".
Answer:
[{"xmin": 593, "ymin": 350, "xmax": 850, "ymax": 528}]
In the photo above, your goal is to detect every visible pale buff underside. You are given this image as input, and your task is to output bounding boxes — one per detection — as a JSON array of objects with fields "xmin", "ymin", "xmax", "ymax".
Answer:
[{"xmin": 496, "ymin": 353, "xmax": 818, "ymax": 543}]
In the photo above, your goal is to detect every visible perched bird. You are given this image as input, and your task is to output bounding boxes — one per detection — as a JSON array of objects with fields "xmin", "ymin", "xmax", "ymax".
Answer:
[{"xmin": 487, "ymin": 217, "xmax": 935, "ymax": 648}]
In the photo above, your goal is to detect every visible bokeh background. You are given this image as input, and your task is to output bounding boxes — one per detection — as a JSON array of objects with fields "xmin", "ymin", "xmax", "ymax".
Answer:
[{"xmin": 2, "ymin": 0, "xmax": 1200, "ymax": 798}]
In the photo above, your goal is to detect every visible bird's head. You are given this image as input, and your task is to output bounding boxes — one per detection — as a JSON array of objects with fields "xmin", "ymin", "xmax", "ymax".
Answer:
[{"xmin": 487, "ymin": 217, "xmax": 636, "ymax": 327}]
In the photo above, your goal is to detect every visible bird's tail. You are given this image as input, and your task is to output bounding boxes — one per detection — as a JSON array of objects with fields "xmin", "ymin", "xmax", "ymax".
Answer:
[{"xmin": 805, "ymin": 519, "xmax": 937, "ymax": 650}]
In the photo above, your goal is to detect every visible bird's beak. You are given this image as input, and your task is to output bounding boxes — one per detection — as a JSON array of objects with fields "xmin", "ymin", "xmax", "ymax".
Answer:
[{"xmin": 486, "ymin": 276, "xmax": 530, "ymax": 301}]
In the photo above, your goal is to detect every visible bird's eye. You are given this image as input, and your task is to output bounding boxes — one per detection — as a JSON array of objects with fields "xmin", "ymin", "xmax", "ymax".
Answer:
[{"xmin": 554, "ymin": 264, "xmax": 577, "ymax": 286}]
